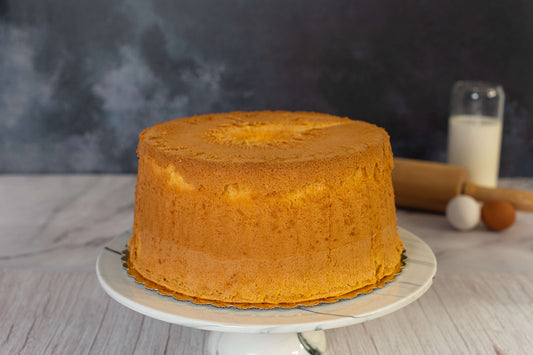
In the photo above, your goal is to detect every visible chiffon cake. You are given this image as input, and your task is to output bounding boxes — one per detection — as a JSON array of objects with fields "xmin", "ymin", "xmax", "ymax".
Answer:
[{"xmin": 126, "ymin": 111, "xmax": 404, "ymax": 308}]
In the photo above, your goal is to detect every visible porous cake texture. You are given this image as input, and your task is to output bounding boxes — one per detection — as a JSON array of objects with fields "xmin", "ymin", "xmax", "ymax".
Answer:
[{"xmin": 127, "ymin": 111, "xmax": 404, "ymax": 308}]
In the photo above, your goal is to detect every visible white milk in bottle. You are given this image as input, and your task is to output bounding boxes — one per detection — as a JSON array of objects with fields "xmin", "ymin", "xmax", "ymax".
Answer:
[
  {"xmin": 447, "ymin": 115, "xmax": 502, "ymax": 187},
  {"xmin": 447, "ymin": 81, "xmax": 505, "ymax": 187}
]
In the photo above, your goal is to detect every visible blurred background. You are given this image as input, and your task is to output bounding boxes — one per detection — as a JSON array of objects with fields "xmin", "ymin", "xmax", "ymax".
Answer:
[{"xmin": 1, "ymin": 0, "xmax": 532, "ymax": 174}]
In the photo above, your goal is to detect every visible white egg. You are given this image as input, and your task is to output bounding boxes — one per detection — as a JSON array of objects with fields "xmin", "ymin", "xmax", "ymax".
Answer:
[{"xmin": 445, "ymin": 195, "xmax": 481, "ymax": 231}]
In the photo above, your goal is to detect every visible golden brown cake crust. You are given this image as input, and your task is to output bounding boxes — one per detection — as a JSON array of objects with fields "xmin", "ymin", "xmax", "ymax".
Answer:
[{"xmin": 128, "ymin": 111, "xmax": 404, "ymax": 307}]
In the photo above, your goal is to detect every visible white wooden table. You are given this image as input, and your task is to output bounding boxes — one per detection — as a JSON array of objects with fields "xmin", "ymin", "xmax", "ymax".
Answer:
[{"xmin": 1, "ymin": 175, "xmax": 532, "ymax": 354}]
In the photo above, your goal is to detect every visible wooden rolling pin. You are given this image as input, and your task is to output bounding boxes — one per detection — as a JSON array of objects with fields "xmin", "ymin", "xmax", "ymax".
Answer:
[{"xmin": 392, "ymin": 158, "xmax": 533, "ymax": 213}]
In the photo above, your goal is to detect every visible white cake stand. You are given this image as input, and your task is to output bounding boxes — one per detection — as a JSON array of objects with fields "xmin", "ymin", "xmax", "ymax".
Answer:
[{"xmin": 97, "ymin": 227, "xmax": 436, "ymax": 355}]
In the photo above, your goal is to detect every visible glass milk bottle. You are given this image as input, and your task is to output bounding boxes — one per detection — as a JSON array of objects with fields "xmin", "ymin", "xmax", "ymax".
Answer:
[{"xmin": 447, "ymin": 81, "xmax": 505, "ymax": 187}]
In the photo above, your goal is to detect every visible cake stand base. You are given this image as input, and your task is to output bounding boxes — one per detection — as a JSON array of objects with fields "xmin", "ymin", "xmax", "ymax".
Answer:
[
  {"xmin": 207, "ymin": 330, "xmax": 326, "ymax": 355},
  {"xmin": 97, "ymin": 228, "xmax": 436, "ymax": 355}
]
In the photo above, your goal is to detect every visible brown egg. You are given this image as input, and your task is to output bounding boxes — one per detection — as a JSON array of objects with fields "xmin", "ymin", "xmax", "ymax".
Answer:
[{"xmin": 481, "ymin": 200, "xmax": 516, "ymax": 231}]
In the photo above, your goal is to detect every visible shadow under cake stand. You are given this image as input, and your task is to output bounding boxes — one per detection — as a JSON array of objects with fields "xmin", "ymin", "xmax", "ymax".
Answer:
[{"xmin": 97, "ymin": 227, "xmax": 436, "ymax": 355}]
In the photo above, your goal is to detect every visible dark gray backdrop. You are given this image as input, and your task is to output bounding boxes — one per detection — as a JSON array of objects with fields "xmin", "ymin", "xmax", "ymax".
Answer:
[{"xmin": 1, "ymin": 0, "xmax": 532, "ymax": 175}]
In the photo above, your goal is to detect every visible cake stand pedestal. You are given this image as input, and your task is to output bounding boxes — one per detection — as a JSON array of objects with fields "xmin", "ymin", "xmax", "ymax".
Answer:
[{"xmin": 97, "ymin": 228, "xmax": 436, "ymax": 355}]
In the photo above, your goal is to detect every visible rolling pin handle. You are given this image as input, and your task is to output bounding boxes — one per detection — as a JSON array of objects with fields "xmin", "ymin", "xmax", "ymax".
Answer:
[{"xmin": 464, "ymin": 182, "xmax": 533, "ymax": 211}]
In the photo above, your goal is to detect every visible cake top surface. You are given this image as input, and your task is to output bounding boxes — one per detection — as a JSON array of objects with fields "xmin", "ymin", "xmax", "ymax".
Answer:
[{"xmin": 140, "ymin": 111, "xmax": 387, "ymax": 163}]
